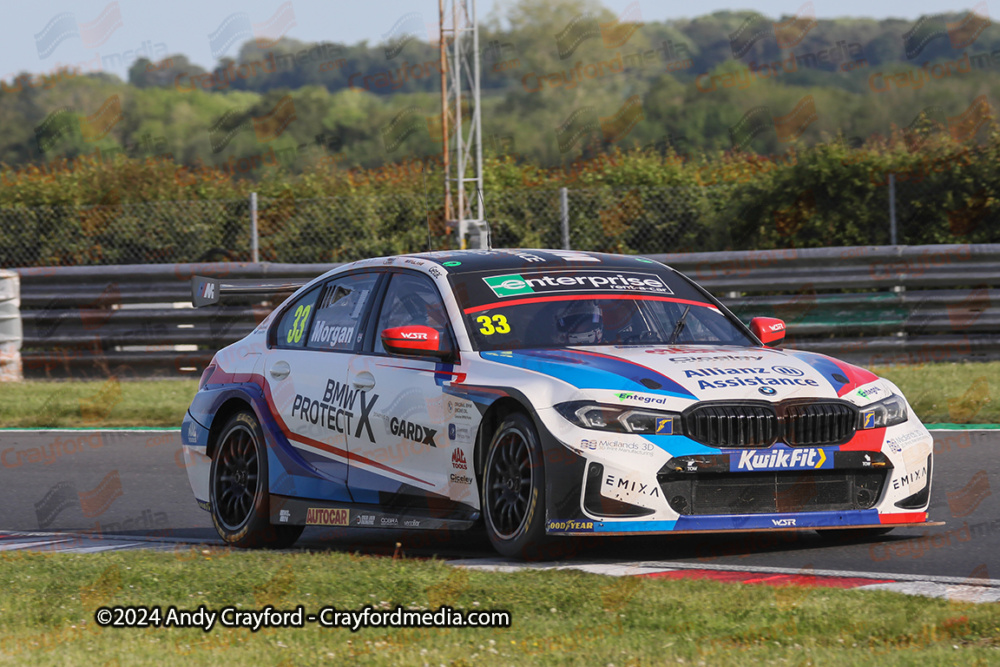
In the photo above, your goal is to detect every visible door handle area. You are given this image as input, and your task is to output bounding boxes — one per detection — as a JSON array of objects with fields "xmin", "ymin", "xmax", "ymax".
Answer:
[
  {"xmin": 351, "ymin": 371, "xmax": 376, "ymax": 390},
  {"xmin": 269, "ymin": 360, "xmax": 291, "ymax": 381}
]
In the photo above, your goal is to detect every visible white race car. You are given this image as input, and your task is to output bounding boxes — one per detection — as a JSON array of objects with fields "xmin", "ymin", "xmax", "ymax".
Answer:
[{"xmin": 182, "ymin": 249, "xmax": 935, "ymax": 558}]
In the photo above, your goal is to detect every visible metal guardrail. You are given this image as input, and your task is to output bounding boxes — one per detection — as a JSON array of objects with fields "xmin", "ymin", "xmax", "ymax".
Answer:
[{"xmin": 14, "ymin": 244, "xmax": 1000, "ymax": 378}]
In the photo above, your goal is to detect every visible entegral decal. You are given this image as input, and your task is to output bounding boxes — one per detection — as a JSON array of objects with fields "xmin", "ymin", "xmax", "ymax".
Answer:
[
  {"xmin": 305, "ymin": 507, "xmax": 350, "ymax": 525},
  {"xmin": 731, "ymin": 446, "xmax": 830, "ymax": 472},
  {"xmin": 483, "ymin": 271, "xmax": 674, "ymax": 298},
  {"xmin": 291, "ymin": 378, "xmax": 378, "ymax": 442}
]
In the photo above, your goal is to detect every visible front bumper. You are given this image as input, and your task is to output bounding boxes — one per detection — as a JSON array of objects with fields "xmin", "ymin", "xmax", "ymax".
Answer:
[{"xmin": 536, "ymin": 406, "xmax": 936, "ymax": 536}]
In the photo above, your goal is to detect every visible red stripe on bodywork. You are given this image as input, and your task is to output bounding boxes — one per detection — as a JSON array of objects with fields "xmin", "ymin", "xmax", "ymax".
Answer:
[
  {"xmin": 463, "ymin": 294, "xmax": 719, "ymax": 314},
  {"xmin": 839, "ymin": 426, "xmax": 886, "ymax": 451},
  {"xmin": 879, "ymin": 512, "xmax": 927, "ymax": 524},
  {"xmin": 639, "ymin": 569, "xmax": 894, "ymax": 588},
  {"xmin": 377, "ymin": 362, "xmax": 467, "ymax": 383},
  {"xmin": 207, "ymin": 366, "xmax": 429, "ymax": 486},
  {"xmin": 829, "ymin": 358, "xmax": 879, "ymax": 397}
]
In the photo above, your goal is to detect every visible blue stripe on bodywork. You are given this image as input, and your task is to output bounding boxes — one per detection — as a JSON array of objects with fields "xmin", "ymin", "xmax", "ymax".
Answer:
[
  {"xmin": 549, "ymin": 510, "xmax": 883, "ymax": 533},
  {"xmin": 481, "ymin": 349, "xmax": 695, "ymax": 398},
  {"xmin": 785, "ymin": 351, "xmax": 849, "ymax": 394},
  {"xmin": 642, "ymin": 434, "xmax": 717, "ymax": 456},
  {"xmin": 673, "ymin": 510, "xmax": 881, "ymax": 531}
]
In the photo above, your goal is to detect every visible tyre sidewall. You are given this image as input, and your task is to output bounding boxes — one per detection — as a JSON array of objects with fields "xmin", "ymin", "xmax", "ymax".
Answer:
[
  {"xmin": 210, "ymin": 410, "xmax": 270, "ymax": 547},
  {"xmin": 481, "ymin": 412, "xmax": 548, "ymax": 559}
]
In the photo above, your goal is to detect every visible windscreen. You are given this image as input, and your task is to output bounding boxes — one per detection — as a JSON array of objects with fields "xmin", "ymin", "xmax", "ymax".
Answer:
[{"xmin": 449, "ymin": 267, "xmax": 756, "ymax": 351}]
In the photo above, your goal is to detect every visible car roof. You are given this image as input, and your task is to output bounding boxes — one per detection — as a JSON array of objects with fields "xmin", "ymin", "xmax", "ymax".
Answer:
[{"xmin": 400, "ymin": 249, "xmax": 667, "ymax": 274}]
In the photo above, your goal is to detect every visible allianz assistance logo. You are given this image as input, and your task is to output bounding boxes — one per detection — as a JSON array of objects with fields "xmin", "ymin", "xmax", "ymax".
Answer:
[
  {"xmin": 484, "ymin": 271, "xmax": 673, "ymax": 298},
  {"xmin": 733, "ymin": 446, "xmax": 829, "ymax": 472}
]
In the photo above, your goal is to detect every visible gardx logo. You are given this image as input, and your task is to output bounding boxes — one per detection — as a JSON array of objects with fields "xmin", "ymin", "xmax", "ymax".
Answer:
[{"xmin": 732, "ymin": 447, "xmax": 829, "ymax": 472}]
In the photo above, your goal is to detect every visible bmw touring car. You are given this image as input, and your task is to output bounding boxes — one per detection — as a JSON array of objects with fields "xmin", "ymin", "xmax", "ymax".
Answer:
[{"xmin": 181, "ymin": 249, "xmax": 935, "ymax": 558}]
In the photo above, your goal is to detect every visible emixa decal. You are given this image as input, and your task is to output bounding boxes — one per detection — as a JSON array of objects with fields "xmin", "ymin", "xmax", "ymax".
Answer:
[{"xmin": 604, "ymin": 473, "xmax": 661, "ymax": 497}]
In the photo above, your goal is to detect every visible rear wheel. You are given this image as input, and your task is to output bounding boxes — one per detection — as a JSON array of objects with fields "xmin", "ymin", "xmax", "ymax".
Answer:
[
  {"xmin": 210, "ymin": 410, "xmax": 303, "ymax": 549},
  {"xmin": 481, "ymin": 413, "xmax": 549, "ymax": 559}
]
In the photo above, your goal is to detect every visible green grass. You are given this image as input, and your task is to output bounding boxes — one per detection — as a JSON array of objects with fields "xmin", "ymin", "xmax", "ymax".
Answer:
[
  {"xmin": 0, "ymin": 378, "xmax": 197, "ymax": 427},
  {"xmin": 0, "ymin": 361, "xmax": 996, "ymax": 428},
  {"xmin": 0, "ymin": 549, "xmax": 997, "ymax": 666},
  {"xmin": 872, "ymin": 362, "xmax": 999, "ymax": 424}
]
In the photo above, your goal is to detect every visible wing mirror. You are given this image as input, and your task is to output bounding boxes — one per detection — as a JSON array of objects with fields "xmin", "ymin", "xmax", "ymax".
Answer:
[
  {"xmin": 381, "ymin": 325, "xmax": 452, "ymax": 359},
  {"xmin": 749, "ymin": 317, "xmax": 786, "ymax": 346}
]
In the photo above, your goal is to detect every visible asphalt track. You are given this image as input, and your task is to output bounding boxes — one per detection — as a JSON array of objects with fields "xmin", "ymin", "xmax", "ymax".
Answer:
[{"xmin": 1, "ymin": 429, "xmax": 998, "ymax": 586}]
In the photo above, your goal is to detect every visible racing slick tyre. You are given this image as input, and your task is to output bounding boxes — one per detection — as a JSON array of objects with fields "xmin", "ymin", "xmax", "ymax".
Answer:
[
  {"xmin": 482, "ymin": 412, "xmax": 550, "ymax": 559},
  {"xmin": 209, "ymin": 410, "xmax": 304, "ymax": 549}
]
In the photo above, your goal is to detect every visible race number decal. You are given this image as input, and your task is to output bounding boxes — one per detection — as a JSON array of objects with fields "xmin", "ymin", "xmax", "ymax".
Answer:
[
  {"xmin": 477, "ymin": 314, "xmax": 511, "ymax": 335},
  {"xmin": 287, "ymin": 304, "xmax": 312, "ymax": 343}
]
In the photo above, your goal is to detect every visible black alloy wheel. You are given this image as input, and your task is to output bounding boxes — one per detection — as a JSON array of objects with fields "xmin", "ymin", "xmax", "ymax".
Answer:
[
  {"xmin": 209, "ymin": 410, "xmax": 303, "ymax": 549},
  {"xmin": 482, "ymin": 412, "xmax": 549, "ymax": 558}
]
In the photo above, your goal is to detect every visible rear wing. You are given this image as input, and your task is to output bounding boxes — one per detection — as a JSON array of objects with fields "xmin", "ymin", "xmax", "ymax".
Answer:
[{"xmin": 191, "ymin": 275, "xmax": 307, "ymax": 307}]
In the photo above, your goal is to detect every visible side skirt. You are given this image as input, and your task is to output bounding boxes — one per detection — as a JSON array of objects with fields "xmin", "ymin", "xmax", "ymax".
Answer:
[{"xmin": 269, "ymin": 495, "xmax": 480, "ymax": 531}]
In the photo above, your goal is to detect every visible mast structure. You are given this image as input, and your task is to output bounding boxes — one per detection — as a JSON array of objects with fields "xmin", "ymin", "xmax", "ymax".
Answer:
[{"xmin": 439, "ymin": 0, "xmax": 487, "ymax": 249}]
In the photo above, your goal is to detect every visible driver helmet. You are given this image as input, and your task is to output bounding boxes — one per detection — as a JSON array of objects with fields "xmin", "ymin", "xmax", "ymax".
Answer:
[{"xmin": 556, "ymin": 301, "xmax": 603, "ymax": 345}]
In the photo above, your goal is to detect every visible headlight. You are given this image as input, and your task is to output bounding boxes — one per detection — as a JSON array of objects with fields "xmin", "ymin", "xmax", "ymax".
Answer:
[
  {"xmin": 859, "ymin": 393, "xmax": 908, "ymax": 429},
  {"xmin": 555, "ymin": 401, "xmax": 681, "ymax": 435}
]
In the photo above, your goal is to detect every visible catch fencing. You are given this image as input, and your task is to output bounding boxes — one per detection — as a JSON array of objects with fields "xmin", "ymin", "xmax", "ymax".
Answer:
[
  {"xmin": 14, "ymin": 244, "xmax": 1000, "ymax": 378},
  {"xmin": 0, "ymin": 183, "xmax": 945, "ymax": 269}
]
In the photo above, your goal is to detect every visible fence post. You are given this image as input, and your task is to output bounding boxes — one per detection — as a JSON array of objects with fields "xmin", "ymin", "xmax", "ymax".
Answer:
[
  {"xmin": 888, "ymin": 174, "xmax": 897, "ymax": 245},
  {"xmin": 250, "ymin": 192, "xmax": 259, "ymax": 263},
  {"xmin": 559, "ymin": 187, "xmax": 570, "ymax": 250}
]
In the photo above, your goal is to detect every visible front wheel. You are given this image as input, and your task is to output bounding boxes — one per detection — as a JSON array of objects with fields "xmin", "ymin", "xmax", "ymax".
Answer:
[
  {"xmin": 481, "ymin": 413, "xmax": 549, "ymax": 559},
  {"xmin": 209, "ymin": 410, "xmax": 303, "ymax": 549}
]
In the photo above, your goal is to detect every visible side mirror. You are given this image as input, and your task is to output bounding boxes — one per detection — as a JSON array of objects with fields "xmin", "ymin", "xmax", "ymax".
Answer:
[
  {"xmin": 381, "ymin": 325, "xmax": 451, "ymax": 358},
  {"xmin": 749, "ymin": 317, "xmax": 786, "ymax": 346}
]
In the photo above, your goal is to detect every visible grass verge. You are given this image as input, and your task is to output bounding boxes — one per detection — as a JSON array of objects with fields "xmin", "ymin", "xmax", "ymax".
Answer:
[
  {"xmin": 0, "ymin": 362, "xmax": 995, "ymax": 428},
  {"xmin": 0, "ymin": 549, "xmax": 997, "ymax": 666}
]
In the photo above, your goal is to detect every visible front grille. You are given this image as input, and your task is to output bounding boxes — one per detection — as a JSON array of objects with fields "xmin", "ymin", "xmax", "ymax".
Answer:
[
  {"xmin": 660, "ymin": 469, "xmax": 886, "ymax": 516},
  {"xmin": 783, "ymin": 402, "xmax": 857, "ymax": 446},
  {"xmin": 682, "ymin": 401, "xmax": 858, "ymax": 448},
  {"xmin": 685, "ymin": 404, "xmax": 776, "ymax": 448}
]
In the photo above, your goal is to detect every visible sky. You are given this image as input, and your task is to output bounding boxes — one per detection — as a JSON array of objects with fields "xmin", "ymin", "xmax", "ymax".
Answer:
[{"xmin": 1, "ymin": 0, "xmax": 966, "ymax": 81}]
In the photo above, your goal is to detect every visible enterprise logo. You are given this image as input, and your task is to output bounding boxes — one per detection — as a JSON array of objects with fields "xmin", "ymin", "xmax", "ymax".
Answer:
[{"xmin": 483, "ymin": 271, "xmax": 673, "ymax": 298}]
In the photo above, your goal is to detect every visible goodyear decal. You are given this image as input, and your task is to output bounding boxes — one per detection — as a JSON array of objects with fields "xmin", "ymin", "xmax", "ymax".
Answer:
[
  {"xmin": 728, "ymin": 446, "xmax": 831, "ymax": 472},
  {"xmin": 546, "ymin": 519, "xmax": 595, "ymax": 532}
]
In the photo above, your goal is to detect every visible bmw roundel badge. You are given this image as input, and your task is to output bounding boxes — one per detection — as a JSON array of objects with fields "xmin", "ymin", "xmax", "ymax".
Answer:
[{"xmin": 759, "ymin": 387, "xmax": 777, "ymax": 396}]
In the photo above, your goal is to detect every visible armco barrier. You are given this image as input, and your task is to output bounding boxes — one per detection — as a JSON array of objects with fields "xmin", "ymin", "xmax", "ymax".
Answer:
[{"xmin": 14, "ymin": 244, "xmax": 1000, "ymax": 378}]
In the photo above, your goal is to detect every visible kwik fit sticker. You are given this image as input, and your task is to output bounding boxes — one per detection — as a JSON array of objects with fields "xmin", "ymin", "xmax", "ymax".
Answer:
[{"xmin": 730, "ymin": 446, "xmax": 831, "ymax": 472}]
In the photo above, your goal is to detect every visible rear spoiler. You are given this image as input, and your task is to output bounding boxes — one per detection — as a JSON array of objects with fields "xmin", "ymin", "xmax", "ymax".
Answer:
[{"xmin": 191, "ymin": 275, "xmax": 307, "ymax": 307}]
